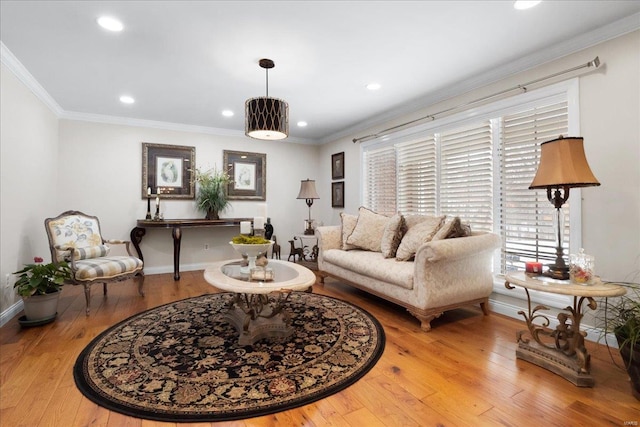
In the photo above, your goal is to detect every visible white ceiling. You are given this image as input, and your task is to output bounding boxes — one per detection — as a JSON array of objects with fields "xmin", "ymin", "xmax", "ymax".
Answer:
[{"xmin": 1, "ymin": 1, "xmax": 639, "ymax": 144}]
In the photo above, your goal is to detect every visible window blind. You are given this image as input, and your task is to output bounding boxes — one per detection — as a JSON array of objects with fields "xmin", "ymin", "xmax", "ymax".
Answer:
[
  {"xmin": 439, "ymin": 122, "xmax": 493, "ymax": 231},
  {"xmin": 363, "ymin": 145, "xmax": 396, "ymax": 216},
  {"xmin": 396, "ymin": 136, "xmax": 437, "ymax": 215},
  {"xmin": 500, "ymin": 101, "xmax": 570, "ymax": 273},
  {"xmin": 361, "ymin": 82, "xmax": 575, "ymax": 276}
]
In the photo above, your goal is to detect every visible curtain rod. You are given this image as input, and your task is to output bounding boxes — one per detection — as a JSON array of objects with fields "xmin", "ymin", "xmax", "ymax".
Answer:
[{"xmin": 353, "ymin": 56, "xmax": 601, "ymax": 144}]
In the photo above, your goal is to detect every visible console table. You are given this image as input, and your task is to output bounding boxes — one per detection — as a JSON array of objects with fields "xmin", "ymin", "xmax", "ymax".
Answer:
[
  {"xmin": 130, "ymin": 218, "xmax": 251, "ymax": 280},
  {"xmin": 505, "ymin": 272, "xmax": 625, "ymax": 387}
]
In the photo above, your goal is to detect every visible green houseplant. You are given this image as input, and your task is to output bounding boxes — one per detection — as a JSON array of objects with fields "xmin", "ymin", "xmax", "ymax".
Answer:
[
  {"xmin": 13, "ymin": 257, "xmax": 72, "ymax": 322},
  {"xmin": 602, "ymin": 280, "xmax": 640, "ymax": 400},
  {"xmin": 195, "ymin": 167, "xmax": 231, "ymax": 220}
]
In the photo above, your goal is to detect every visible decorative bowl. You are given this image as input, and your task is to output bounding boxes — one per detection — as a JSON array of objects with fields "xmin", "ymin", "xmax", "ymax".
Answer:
[{"xmin": 229, "ymin": 241, "xmax": 274, "ymax": 273}]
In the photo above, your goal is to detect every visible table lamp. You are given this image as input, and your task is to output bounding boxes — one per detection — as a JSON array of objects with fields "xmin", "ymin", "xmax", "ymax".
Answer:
[
  {"xmin": 529, "ymin": 136, "xmax": 600, "ymax": 279},
  {"xmin": 297, "ymin": 179, "xmax": 320, "ymax": 235}
]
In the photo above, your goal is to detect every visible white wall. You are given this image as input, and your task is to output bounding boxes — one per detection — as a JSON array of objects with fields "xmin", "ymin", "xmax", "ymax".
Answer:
[
  {"xmin": 1, "ymin": 64, "xmax": 60, "ymax": 316},
  {"xmin": 316, "ymin": 31, "xmax": 640, "ymax": 334},
  {"xmin": 57, "ymin": 120, "xmax": 320, "ymax": 274}
]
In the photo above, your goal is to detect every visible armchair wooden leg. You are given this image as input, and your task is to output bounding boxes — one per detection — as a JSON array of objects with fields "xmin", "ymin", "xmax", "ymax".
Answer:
[
  {"xmin": 137, "ymin": 273, "xmax": 145, "ymax": 297},
  {"xmin": 103, "ymin": 283, "xmax": 107, "ymax": 296},
  {"xmin": 83, "ymin": 284, "xmax": 91, "ymax": 316}
]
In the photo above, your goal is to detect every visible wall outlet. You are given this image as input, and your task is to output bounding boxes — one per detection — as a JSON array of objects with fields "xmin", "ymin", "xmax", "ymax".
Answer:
[{"xmin": 204, "ymin": 244, "xmax": 210, "ymax": 250}]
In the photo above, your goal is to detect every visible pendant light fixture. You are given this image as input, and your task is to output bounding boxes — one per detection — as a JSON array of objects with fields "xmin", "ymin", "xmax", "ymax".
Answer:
[{"xmin": 245, "ymin": 58, "xmax": 289, "ymax": 140}]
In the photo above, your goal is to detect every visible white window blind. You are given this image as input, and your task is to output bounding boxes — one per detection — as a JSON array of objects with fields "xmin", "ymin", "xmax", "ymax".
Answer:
[
  {"xmin": 360, "ymin": 81, "xmax": 577, "ymax": 276},
  {"xmin": 440, "ymin": 122, "xmax": 493, "ymax": 231},
  {"xmin": 500, "ymin": 101, "xmax": 570, "ymax": 273},
  {"xmin": 396, "ymin": 136, "xmax": 437, "ymax": 215},
  {"xmin": 363, "ymin": 145, "xmax": 396, "ymax": 216}
]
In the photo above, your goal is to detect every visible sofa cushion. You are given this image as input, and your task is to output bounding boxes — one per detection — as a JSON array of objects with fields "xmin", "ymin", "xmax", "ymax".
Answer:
[
  {"xmin": 381, "ymin": 213, "xmax": 406, "ymax": 258},
  {"xmin": 396, "ymin": 215, "xmax": 445, "ymax": 261},
  {"xmin": 322, "ymin": 249, "xmax": 414, "ymax": 290},
  {"xmin": 432, "ymin": 217, "xmax": 472, "ymax": 241},
  {"xmin": 340, "ymin": 212, "xmax": 359, "ymax": 250},
  {"xmin": 346, "ymin": 207, "xmax": 390, "ymax": 252}
]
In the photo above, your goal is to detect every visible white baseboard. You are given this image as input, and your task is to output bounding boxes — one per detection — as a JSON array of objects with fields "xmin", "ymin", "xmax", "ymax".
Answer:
[
  {"xmin": 142, "ymin": 262, "xmax": 210, "ymax": 276},
  {"xmin": 0, "ymin": 300, "xmax": 23, "ymax": 327}
]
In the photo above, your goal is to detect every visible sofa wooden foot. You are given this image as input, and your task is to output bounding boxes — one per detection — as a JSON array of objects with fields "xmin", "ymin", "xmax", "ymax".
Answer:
[
  {"xmin": 408, "ymin": 309, "xmax": 442, "ymax": 332},
  {"xmin": 480, "ymin": 299, "xmax": 490, "ymax": 316}
]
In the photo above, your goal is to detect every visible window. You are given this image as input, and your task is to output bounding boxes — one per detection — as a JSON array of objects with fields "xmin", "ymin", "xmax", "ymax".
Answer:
[{"xmin": 361, "ymin": 80, "xmax": 578, "ymax": 276}]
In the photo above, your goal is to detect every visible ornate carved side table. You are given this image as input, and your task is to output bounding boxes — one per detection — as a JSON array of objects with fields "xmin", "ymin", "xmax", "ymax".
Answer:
[{"xmin": 505, "ymin": 271, "xmax": 625, "ymax": 387}]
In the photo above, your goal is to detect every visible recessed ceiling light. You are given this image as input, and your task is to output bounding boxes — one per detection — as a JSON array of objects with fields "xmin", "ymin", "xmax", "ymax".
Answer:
[
  {"xmin": 297, "ymin": 121, "xmax": 308, "ymax": 127},
  {"xmin": 97, "ymin": 16, "xmax": 124, "ymax": 32},
  {"xmin": 366, "ymin": 83, "xmax": 381, "ymax": 91},
  {"xmin": 514, "ymin": 1, "xmax": 542, "ymax": 10},
  {"xmin": 119, "ymin": 95, "xmax": 135, "ymax": 104},
  {"xmin": 222, "ymin": 110, "xmax": 234, "ymax": 117}
]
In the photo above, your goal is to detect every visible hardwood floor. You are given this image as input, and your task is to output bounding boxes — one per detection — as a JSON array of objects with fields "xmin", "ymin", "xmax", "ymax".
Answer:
[{"xmin": 1, "ymin": 271, "xmax": 638, "ymax": 426}]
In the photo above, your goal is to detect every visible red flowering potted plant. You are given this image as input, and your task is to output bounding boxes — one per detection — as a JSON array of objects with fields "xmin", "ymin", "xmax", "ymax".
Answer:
[{"xmin": 13, "ymin": 257, "xmax": 71, "ymax": 324}]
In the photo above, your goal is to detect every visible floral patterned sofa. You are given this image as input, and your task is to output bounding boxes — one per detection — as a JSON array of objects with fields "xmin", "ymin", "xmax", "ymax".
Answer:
[{"xmin": 316, "ymin": 208, "xmax": 501, "ymax": 331}]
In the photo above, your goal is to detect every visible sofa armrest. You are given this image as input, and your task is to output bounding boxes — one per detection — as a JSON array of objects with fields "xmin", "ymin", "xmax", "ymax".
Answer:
[
  {"xmin": 415, "ymin": 232, "xmax": 502, "ymax": 264},
  {"xmin": 316, "ymin": 225, "xmax": 342, "ymax": 251},
  {"xmin": 412, "ymin": 232, "xmax": 502, "ymax": 309}
]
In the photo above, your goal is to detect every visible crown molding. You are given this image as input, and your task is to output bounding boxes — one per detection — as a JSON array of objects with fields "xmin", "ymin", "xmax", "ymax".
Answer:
[
  {"xmin": 324, "ymin": 12, "xmax": 640, "ymax": 145},
  {"xmin": 1, "ymin": 41, "xmax": 64, "ymax": 116},
  {"xmin": 58, "ymin": 110, "xmax": 317, "ymax": 144}
]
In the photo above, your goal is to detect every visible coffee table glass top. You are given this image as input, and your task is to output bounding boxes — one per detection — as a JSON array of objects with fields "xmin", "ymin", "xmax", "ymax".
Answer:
[{"xmin": 204, "ymin": 259, "xmax": 316, "ymax": 294}]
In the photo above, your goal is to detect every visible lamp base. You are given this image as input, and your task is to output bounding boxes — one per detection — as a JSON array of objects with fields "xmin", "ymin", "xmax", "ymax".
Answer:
[
  {"xmin": 546, "ymin": 265, "xmax": 569, "ymax": 280},
  {"xmin": 304, "ymin": 228, "xmax": 315, "ymax": 236}
]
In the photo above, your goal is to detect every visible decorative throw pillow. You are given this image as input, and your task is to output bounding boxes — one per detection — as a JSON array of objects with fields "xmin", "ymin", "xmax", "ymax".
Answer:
[
  {"xmin": 395, "ymin": 215, "xmax": 445, "ymax": 261},
  {"xmin": 346, "ymin": 207, "xmax": 390, "ymax": 252},
  {"xmin": 432, "ymin": 217, "xmax": 472, "ymax": 240},
  {"xmin": 340, "ymin": 212, "xmax": 359, "ymax": 250},
  {"xmin": 62, "ymin": 244, "xmax": 110, "ymax": 261},
  {"xmin": 381, "ymin": 213, "xmax": 406, "ymax": 258}
]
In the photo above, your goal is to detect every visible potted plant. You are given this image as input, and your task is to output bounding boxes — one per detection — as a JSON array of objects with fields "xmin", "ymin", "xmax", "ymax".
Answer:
[
  {"xmin": 195, "ymin": 166, "xmax": 231, "ymax": 220},
  {"xmin": 601, "ymin": 281, "xmax": 640, "ymax": 400},
  {"xmin": 13, "ymin": 256, "xmax": 71, "ymax": 323}
]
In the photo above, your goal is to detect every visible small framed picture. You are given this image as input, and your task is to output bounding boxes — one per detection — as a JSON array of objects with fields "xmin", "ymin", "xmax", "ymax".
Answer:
[
  {"xmin": 142, "ymin": 143, "xmax": 195, "ymax": 199},
  {"xmin": 331, "ymin": 152, "xmax": 344, "ymax": 180},
  {"xmin": 332, "ymin": 182, "xmax": 344, "ymax": 208},
  {"xmin": 223, "ymin": 150, "xmax": 266, "ymax": 200}
]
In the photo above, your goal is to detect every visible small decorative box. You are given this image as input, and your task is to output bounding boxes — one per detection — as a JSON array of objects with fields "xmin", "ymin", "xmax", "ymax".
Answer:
[{"xmin": 250, "ymin": 267, "xmax": 274, "ymax": 282}]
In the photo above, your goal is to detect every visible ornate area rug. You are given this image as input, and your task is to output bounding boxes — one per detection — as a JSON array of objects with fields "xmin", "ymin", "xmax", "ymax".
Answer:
[{"xmin": 73, "ymin": 292, "xmax": 385, "ymax": 422}]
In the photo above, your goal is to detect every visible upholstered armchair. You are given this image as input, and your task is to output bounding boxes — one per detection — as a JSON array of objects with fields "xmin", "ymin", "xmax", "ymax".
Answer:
[{"xmin": 45, "ymin": 210, "xmax": 144, "ymax": 315}]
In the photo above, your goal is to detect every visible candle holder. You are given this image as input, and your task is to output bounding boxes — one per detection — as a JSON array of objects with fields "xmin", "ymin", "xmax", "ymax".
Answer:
[
  {"xmin": 153, "ymin": 200, "xmax": 161, "ymax": 221},
  {"xmin": 145, "ymin": 196, "xmax": 152, "ymax": 220}
]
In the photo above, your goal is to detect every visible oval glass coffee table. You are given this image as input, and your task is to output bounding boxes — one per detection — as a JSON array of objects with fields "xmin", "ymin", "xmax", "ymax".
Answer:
[{"xmin": 204, "ymin": 259, "xmax": 316, "ymax": 345}]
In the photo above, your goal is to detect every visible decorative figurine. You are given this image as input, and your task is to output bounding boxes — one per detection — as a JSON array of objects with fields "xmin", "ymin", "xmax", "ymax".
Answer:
[
  {"xmin": 271, "ymin": 236, "xmax": 281, "ymax": 260},
  {"xmin": 288, "ymin": 240, "xmax": 304, "ymax": 262},
  {"xmin": 265, "ymin": 217, "xmax": 274, "ymax": 240}
]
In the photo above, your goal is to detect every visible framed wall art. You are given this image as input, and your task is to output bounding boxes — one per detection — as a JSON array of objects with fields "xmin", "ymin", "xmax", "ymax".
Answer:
[
  {"xmin": 331, "ymin": 152, "xmax": 344, "ymax": 180},
  {"xmin": 223, "ymin": 150, "xmax": 266, "ymax": 200},
  {"xmin": 142, "ymin": 143, "xmax": 195, "ymax": 199},
  {"xmin": 332, "ymin": 181, "xmax": 344, "ymax": 208}
]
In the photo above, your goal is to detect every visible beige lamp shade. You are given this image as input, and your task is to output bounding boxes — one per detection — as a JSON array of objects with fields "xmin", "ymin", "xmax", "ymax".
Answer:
[
  {"xmin": 297, "ymin": 179, "xmax": 320, "ymax": 200},
  {"xmin": 529, "ymin": 136, "xmax": 600, "ymax": 189}
]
